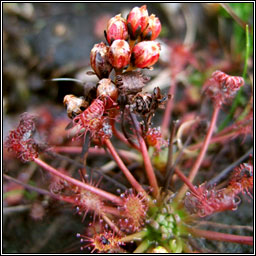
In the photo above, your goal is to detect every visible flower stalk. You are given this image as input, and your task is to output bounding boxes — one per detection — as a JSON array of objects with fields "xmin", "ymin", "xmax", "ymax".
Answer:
[
  {"xmin": 188, "ymin": 227, "xmax": 253, "ymax": 246},
  {"xmin": 177, "ymin": 105, "xmax": 220, "ymax": 199},
  {"xmin": 34, "ymin": 158, "xmax": 122, "ymax": 205},
  {"xmin": 130, "ymin": 113, "xmax": 159, "ymax": 198},
  {"xmin": 104, "ymin": 138, "xmax": 147, "ymax": 196}
]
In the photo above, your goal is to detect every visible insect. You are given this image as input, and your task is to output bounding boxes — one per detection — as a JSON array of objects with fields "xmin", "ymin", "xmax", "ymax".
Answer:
[
  {"xmin": 71, "ymin": 98, "xmax": 105, "ymax": 140},
  {"xmin": 100, "ymin": 235, "xmax": 110, "ymax": 245},
  {"xmin": 63, "ymin": 94, "xmax": 89, "ymax": 119}
]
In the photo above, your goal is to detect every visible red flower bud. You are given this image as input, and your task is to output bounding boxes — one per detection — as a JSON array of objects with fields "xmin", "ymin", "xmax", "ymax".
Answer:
[
  {"xmin": 108, "ymin": 39, "xmax": 131, "ymax": 69},
  {"xmin": 105, "ymin": 14, "xmax": 128, "ymax": 45},
  {"xmin": 97, "ymin": 78, "xmax": 118, "ymax": 102},
  {"xmin": 127, "ymin": 5, "xmax": 149, "ymax": 40},
  {"xmin": 90, "ymin": 42, "xmax": 113, "ymax": 79},
  {"xmin": 141, "ymin": 14, "xmax": 161, "ymax": 40},
  {"xmin": 131, "ymin": 41, "xmax": 161, "ymax": 68}
]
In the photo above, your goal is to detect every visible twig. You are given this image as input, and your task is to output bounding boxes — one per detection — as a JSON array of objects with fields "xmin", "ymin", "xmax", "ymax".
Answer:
[
  {"xmin": 165, "ymin": 120, "xmax": 179, "ymax": 174},
  {"xmin": 3, "ymin": 174, "xmax": 61, "ymax": 200},
  {"xmin": 164, "ymin": 120, "xmax": 179, "ymax": 189},
  {"xmin": 3, "ymin": 204, "xmax": 32, "ymax": 215},
  {"xmin": 121, "ymin": 109, "xmax": 140, "ymax": 151},
  {"xmin": 161, "ymin": 76, "xmax": 176, "ymax": 137},
  {"xmin": 206, "ymin": 147, "xmax": 253, "ymax": 187},
  {"xmin": 219, "ymin": 3, "xmax": 248, "ymax": 30},
  {"xmin": 164, "ymin": 131, "xmax": 194, "ymax": 191}
]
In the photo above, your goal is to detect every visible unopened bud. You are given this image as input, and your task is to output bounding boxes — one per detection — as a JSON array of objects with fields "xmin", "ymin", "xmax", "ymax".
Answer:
[
  {"xmin": 105, "ymin": 14, "xmax": 128, "ymax": 45},
  {"xmin": 108, "ymin": 39, "xmax": 131, "ymax": 69},
  {"xmin": 97, "ymin": 78, "xmax": 118, "ymax": 102},
  {"xmin": 90, "ymin": 42, "xmax": 113, "ymax": 79},
  {"xmin": 141, "ymin": 14, "xmax": 161, "ymax": 40},
  {"xmin": 131, "ymin": 41, "xmax": 161, "ymax": 68},
  {"xmin": 127, "ymin": 5, "xmax": 149, "ymax": 40}
]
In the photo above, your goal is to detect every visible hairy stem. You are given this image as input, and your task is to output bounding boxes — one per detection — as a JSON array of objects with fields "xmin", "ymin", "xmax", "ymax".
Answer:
[
  {"xmin": 104, "ymin": 139, "xmax": 147, "ymax": 196},
  {"xmin": 177, "ymin": 105, "xmax": 220, "ymax": 199},
  {"xmin": 194, "ymin": 221, "xmax": 253, "ymax": 232},
  {"xmin": 130, "ymin": 113, "xmax": 159, "ymax": 198},
  {"xmin": 174, "ymin": 167, "xmax": 199, "ymax": 196},
  {"xmin": 188, "ymin": 227, "xmax": 253, "ymax": 246},
  {"xmin": 101, "ymin": 213, "xmax": 123, "ymax": 236},
  {"xmin": 52, "ymin": 146, "xmax": 141, "ymax": 162},
  {"xmin": 34, "ymin": 158, "xmax": 122, "ymax": 205}
]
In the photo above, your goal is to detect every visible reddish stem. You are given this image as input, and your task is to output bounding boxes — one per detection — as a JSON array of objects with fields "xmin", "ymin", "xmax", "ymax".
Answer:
[
  {"xmin": 104, "ymin": 139, "xmax": 147, "ymax": 197},
  {"xmin": 52, "ymin": 146, "xmax": 106, "ymax": 155},
  {"xmin": 33, "ymin": 158, "xmax": 122, "ymax": 205},
  {"xmin": 51, "ymin": 146, "xmax": 139, "ymax": 162},
  {"xmin": 161, "ymin": 76, "xmax": 176, "ymax": 137},
  {"xmin": 110, "ymin": 119, "xmax": 140, "ymax": 151},
  {"xmin": 177, "ymin": 105, "xmax": 220, "ymax": 199},
  {"xmin": 101, "ymin": 213, "xmax": 123, "ymax": 236},
  {"xmin": 130, "ymin": 113, "xmax": 159, "ymax": 198},
  {"xmin": 103, "ymin": 206, "xmax": 124, "ymax": 217},
  {"xmin": 174, "ymin": 167, "xmax": 199, "ymax": 196},
  {"xmin": 189, "ymin": 227, "xmax": 253, "ymax": 246}
]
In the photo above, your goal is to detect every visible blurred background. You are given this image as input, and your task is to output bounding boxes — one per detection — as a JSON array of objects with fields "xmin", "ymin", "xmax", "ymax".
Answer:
[{"xmin": 3, "ymin": 2, "xmax": 253, "ymax": 253}]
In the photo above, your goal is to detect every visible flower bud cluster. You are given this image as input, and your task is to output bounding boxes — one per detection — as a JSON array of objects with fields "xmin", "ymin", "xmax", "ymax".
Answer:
[{"xmin": 90, "ymin": 5, "xmax": 161, "ymax": 78}]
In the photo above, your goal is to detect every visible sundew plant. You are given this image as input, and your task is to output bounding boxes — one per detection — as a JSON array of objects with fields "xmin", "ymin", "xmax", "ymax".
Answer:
[{"xmin": 3, "ymin": 3, "xmax": 253, "ymax": 253}]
